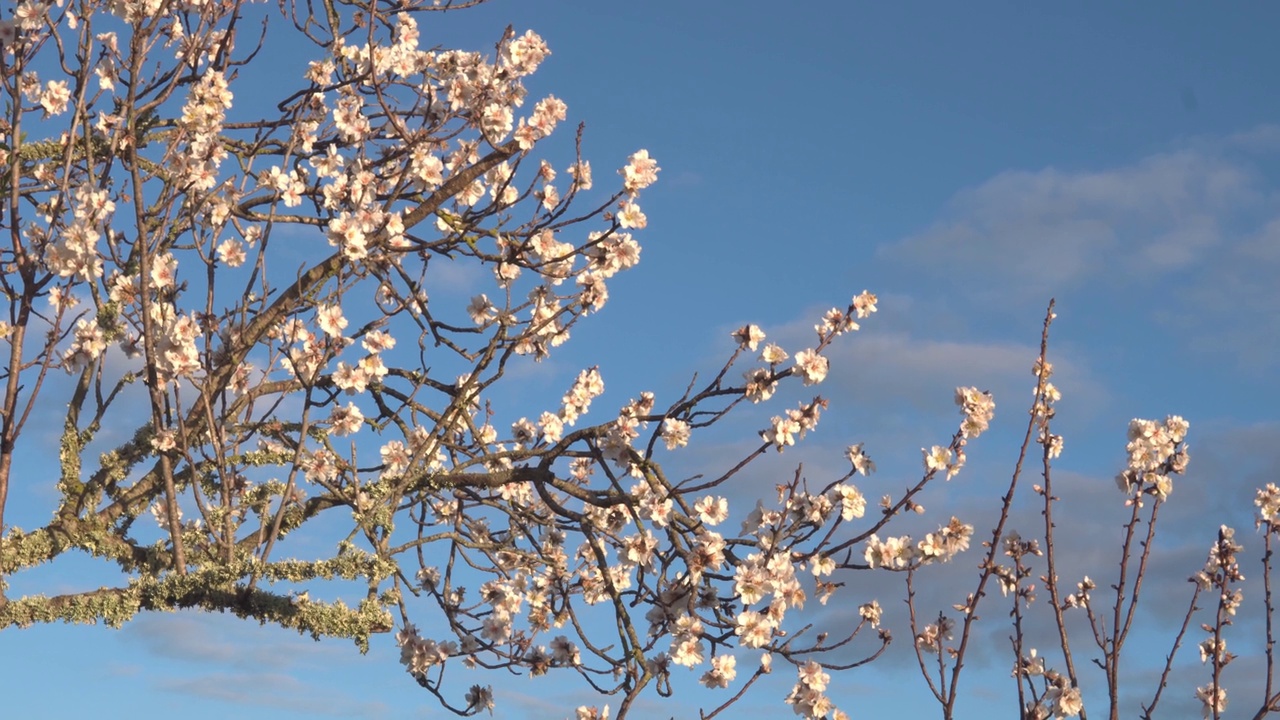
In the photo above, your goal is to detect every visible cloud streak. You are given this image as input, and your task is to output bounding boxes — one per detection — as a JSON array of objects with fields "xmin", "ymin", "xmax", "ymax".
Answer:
[{"xmin": 158, "ymin": 671, "xmax": 392, "ymax": 718}]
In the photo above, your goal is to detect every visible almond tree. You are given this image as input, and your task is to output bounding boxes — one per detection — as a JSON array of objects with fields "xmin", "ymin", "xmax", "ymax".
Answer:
[{"xmin": 0, "ymin": 2, "xmax": 915, "ymax": 717}]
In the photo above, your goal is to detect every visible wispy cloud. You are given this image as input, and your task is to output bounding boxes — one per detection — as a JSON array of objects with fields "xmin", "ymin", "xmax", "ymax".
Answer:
[
  {"xmin": 124, "ymin": 612, "xmax": 356, "ymax": 669},
  {"xmin": 879, "ymin": 146, "xmax": 1257, "ymax": 297},
  {"xmin": 158, "ymin": 671, "xmax": 392, "ymax": 718},
  {"xmin": 878, "ymin": 125, "xmax": 1280, "ymax": 371},
  {"xmin": 124, "ymin": 613, "xmax": 398, "ymax": 717}
]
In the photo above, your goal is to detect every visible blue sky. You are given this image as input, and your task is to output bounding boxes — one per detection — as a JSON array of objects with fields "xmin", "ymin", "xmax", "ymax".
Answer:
[{"xmin": 3, "ymin": 1, "xmax": 1280, "ymax": 718}]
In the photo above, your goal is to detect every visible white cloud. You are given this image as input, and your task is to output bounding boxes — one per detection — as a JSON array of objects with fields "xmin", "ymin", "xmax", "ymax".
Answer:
[
  {"xmin": 1225, "ymin": 124, "xmax": 1280, "ymax": 152},
  {"xmin": 879, "ymin": 147, "xmax": 1256, "ymax": 300},
  {"xmin": 879, "ymin": 125, "xmax": 1280, "ymax": 371}
]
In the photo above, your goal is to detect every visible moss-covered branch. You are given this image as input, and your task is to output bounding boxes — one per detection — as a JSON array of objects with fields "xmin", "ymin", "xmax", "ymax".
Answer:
[{"xmin": 0, "ymin": 554, "xmax": 397, "ymax": 650}]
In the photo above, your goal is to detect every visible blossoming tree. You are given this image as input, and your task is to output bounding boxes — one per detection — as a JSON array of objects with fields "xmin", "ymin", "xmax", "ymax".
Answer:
[{"xmin": 0, "ymin": 2, "xmax": 1276, "ymax": 719}]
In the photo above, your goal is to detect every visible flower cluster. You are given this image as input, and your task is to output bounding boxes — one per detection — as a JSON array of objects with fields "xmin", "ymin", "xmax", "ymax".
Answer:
[
  {"xmin": 865, "ymin": 517, "xmax": 974, "ymax": 570},
  {"xmin": 1013, "ymin": 649, "xmax": 1084, "ymax": 719},
  {"xmin": 1196, "ymin": 684, "xmax": 1227, "ymax": 718},
  {"xmin": 396, "ymin": 623, "xmax": 458, "ymax": 676},
  {"xmin": 956, "ymin": 386, "xmax": 995, "ymax": 438},
  {"xmin": 1114, "ymin": 416, "xmax": 1190, "ymax": 503},
  {"xmin": 784, "ymin": 661, "xmax": 846, "ymax": 720},
  {"xmin": 1256, "ymin": 483, "xmax": 1280, "ymax": 525},
  {"xmin": 915, "ymin": 615, "xmax": 954, "ymax": 654},
  {"xmin": 761, "ymin": 399, "xmax": 826, "ymax": 451},
  {"xmin": 1032, "ymin": 359, "xmax": 1065, "ymax": 457},
  {"xmin": 175, "ymin": 69, "xmax": 232, "ymax": 191}
]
